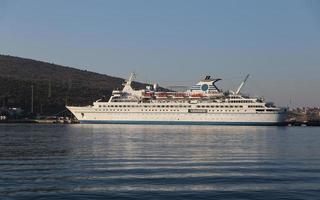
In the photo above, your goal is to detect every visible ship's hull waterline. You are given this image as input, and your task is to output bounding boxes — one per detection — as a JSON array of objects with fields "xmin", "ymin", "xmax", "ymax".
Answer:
[
  {"xmin": 78, "ymin": 120, "xmax": 287, "ymax": 126},
  {"xmin": 67, "ymin": 106, "xmax": 287, "ymax": 126}
]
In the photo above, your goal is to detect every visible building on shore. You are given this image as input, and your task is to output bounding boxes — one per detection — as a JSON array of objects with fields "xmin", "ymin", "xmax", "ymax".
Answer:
[{"xmin": 288, "ymin": 107, "xmax": 320, "ymax": 123}]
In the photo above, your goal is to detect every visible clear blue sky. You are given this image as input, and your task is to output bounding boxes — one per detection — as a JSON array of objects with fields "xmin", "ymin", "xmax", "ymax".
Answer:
[{"xmin": 0, "ymin": 0, "xmax": 319, "ymax": 107}]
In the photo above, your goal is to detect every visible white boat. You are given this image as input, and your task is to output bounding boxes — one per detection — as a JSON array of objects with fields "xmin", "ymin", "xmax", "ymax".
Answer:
[{"xmin": 67, "ymin": 73, "xmax": 288, "ymax": 125}]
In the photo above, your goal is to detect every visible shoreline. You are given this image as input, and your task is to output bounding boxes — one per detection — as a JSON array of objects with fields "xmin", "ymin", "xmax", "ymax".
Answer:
[
  {"xmin": 0, "ymin": 119, "xmax": 79, "ymax": 124},
  {"xmin": 0, "ymin": 120, "xmax": 319, "ymax": 126}
]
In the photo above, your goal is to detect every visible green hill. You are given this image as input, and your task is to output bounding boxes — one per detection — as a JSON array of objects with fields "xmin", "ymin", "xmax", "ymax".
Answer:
[{"xmin": 0, "ymin": 55, "xmax": 148, "ymax": 115}]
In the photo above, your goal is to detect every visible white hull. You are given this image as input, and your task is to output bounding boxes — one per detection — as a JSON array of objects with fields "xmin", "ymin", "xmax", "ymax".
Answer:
[{"xmin": 67, "ymin": 106, "xmax": 287, "ymax": 125}]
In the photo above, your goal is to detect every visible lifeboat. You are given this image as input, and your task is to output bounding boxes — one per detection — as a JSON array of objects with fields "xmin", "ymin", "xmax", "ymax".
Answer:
[
  {"xmin": 155, "ymin": 92, "xmax": 168, "ymax": 99},
  {"xmin": 173, "ymin": 93, "xmax": 186, "ymax": 98},
  {"xmin": 190, "ymin": 93, "xmax": 204, "ymax": 98},
  {"xmin": 143, "ymin": 92, "xmax": 153, "ymax": 98}
]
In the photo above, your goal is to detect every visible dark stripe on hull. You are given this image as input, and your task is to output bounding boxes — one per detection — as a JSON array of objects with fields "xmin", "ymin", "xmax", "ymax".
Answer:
[{"xmin": 79, "ymin": 120, "xmax": 287, "ymax": 126}]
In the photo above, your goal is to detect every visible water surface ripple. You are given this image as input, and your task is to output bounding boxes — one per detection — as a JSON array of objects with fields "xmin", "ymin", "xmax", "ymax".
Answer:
[{"xmin": 0, "ymin": 124, "xmax": 320, "ymax": 199}]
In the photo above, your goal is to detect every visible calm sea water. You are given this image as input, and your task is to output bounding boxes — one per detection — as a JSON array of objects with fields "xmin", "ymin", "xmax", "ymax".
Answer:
[{"xmin": 0, "ymin": 124, "xmax": 320, "ymax": 200}]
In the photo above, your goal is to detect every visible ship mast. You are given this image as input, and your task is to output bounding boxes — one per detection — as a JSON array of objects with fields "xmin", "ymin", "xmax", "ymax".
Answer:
[
  {"xmin": 127, "ymin": 72, "xmax": 136, "ymax": 84},
  {"xmin": 122, "ymin": 72, "xmax": 136, "ymax": 91},
  {"xmin": 235, "ymin": 74, "xmax": 250, "ymax": 95}
]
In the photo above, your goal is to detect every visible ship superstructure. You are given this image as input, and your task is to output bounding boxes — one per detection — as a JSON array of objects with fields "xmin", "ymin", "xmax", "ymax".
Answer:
[{"xmin": 67, "ymin": 73, "xmax": 288, "ymax": 125}]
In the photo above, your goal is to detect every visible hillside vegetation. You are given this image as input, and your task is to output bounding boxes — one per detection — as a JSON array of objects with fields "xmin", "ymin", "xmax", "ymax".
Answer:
[{"xmin": 0, "ymin": 55, "xmax": 147, "ymax": 115}]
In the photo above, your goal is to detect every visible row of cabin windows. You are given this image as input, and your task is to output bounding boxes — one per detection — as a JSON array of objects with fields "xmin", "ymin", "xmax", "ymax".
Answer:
[
  {"xmin": 142, "ymin": 109, "xmax": 181, "ymax": 112},
  {"xmin": 229, "ymin": 100, "xmax": 253, "ymax": 103},
  {"xmin": 112, "ymin": 99, "xmax": 187, "ymax": 104},
  {"xmin": 99, "ymin": 105, "xmax": 140, "ymax": 108},
  {"xmin": 197, "ymin": 105, "xmax": 243, "ymax": 108},
  {"xmin": 94, "ymin": 109, "xmax": 252, "ymax": 113},
  {"xmin": 257, "ymin": 109, "xmax": 278, "ymax": 112},
  {"xmin": 95, "ymin": 109, "xmax": 182, "ymax": 112},
  {"xmin": 97, "ymin": 105, "xmax": 274, "ymax": 110},
  {"xmin": 98, "ymin": 105, "xmax": 247, "ymax": 109},
  {"xmin": 98, "ymin": 105, "xmax": 192, "ymax": 108},
  {"xmin": 143, "ymin": 105, "xmax": 191, "ymax": 108},
  {"xmin": 96, "ymin": 109, "xmax": 135, "ymax": 112},
  {"xmin": 209, "ymin": 110, "xmax": 243, "ymax": 112},
  {"xmin": 248, "ymin": 105, "xmax": 264, "ymax": 108},
  {"xmin": 100, "ymin": 101, "xmax": 254, "ymax": 107}
]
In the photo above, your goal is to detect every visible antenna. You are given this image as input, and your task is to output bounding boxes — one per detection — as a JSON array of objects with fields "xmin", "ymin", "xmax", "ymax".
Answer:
[{"xmin": 235, "ymin": 74, "xmax": 250, "ymax": 95}]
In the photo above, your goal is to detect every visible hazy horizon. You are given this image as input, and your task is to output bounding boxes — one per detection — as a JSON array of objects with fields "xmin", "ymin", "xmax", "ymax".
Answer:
[{"xmin": 1, "ymin": 0, "xmax": 319, "ymax": 107}]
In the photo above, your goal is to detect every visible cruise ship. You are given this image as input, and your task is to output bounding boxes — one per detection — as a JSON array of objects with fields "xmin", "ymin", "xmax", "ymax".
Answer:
[{"xmin": 67, "ymin": 73, "xmax": 288, "ymax": 125}]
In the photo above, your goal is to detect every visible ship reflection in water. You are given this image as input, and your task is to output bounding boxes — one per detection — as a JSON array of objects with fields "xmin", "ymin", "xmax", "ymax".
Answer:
[{"xmin": 0, "ymin": 124, "xmax": 320, "ymax": 199}]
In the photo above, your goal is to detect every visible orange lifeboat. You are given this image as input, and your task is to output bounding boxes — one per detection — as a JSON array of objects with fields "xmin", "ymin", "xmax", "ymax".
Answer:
[
  {"xmin": 173, "ymin": 93, "xmax": 186, "ymax": 98},
  {"xmin": 155, "ymin": 92, "xmax": 168, "ymax": 98},
  {"xmin": 143, "ymin": 92, "xmax": 153, "ymax": 98},
  {"xmin": 190, "ymin": 93, "xmax": 204, "ymax": 98}
]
